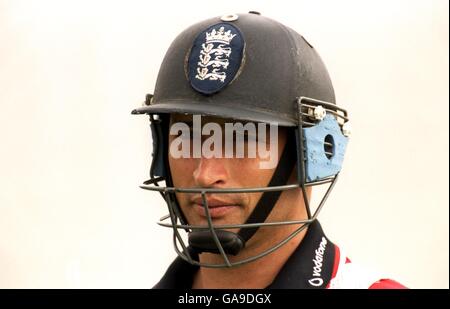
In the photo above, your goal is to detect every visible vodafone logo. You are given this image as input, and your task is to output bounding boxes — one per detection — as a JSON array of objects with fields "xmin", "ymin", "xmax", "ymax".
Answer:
[{"xmin": 308, "ymin": 237, "xmax": 328, "ymax": 287}]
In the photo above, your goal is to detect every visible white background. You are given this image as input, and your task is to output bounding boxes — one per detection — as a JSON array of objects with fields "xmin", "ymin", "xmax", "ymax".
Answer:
[{"xmin": 0, "ymin": 0, "xmax": 448, "ymax": 288}]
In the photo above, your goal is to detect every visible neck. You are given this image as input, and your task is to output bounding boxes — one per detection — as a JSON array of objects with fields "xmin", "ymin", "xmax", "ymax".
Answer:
[{"xmin": 192, "ymin": 223, "xmax": 308, "ymax": 289}]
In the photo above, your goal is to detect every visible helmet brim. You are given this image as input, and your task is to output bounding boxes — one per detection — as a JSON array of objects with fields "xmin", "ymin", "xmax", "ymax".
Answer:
[{"xmin": 131, "ymin": 100, "xmax": 296, "ymax": 127}]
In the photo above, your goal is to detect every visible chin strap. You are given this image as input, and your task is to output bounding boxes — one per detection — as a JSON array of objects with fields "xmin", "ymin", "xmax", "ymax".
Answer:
[{"xmin": 189, "ymin": 131, "xmax": 297, "ymax": 255}]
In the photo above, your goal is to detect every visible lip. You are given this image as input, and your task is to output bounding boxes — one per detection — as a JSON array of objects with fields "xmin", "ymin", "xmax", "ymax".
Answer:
[
  {"xmin": 193, "ymin": 203, "xmax": 240, "ymax": 218},
  {"xmin": 191, "ymin": 197, "xmax": 241, "ymax": 218}
]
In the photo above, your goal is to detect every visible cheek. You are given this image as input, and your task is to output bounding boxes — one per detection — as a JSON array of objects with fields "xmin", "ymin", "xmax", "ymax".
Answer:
[
  {"xmin": 168, "ymin": 157, "xmax": 196, "ymax": 215},
  {"xmin": 168, "ymin": 156, "xmax": 196, "ymax": 187},
  {"xmin": 228, "ymin": 157, "xmax": 275, "ymax": 187}
]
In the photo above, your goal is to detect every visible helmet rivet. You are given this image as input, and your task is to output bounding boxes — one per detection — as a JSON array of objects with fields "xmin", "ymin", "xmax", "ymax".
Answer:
[
  {"xmin": 313, "ymin": 105, "xmax": 326, "ymax": 120},
  {"xmin": 342, "ymin": 122, "xmax": 352, "ymax": 137},
  {"xmin": 144, "ymin": 94, "xmax": 153, "ymax": 106},
  {"xmin": 221, "ymin": 14, "xmax": 239, "ymax": 22}
]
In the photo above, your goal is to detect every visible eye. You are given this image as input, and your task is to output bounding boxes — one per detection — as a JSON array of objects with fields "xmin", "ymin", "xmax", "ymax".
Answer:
[
  {"xmin": 170, "ymin": 123, "xmax": 194, "ymax": 138},
  {"xmin": 244, "ymin": 132, "xmax": 257, "ymax": 143}
]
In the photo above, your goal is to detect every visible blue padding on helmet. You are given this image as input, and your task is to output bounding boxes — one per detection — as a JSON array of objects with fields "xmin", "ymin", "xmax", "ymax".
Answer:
[{"xmin": 303, "ymin": 115, "xmax": 348, "ymax": 182}]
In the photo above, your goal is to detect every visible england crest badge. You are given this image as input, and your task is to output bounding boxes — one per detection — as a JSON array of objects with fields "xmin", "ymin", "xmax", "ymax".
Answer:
[{"xmin": 187, "ymin": 23, "xmax": 244, "ymax": 95}]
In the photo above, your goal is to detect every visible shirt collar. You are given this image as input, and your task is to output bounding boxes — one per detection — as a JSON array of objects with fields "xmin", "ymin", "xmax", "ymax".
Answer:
[{"xmin": 153, "ymin": 220, "xmax": 335, "ymax": 289}]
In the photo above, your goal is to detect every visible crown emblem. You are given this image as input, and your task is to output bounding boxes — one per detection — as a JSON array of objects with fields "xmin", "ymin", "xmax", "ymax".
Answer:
[{"xmin": 205, "ymin": 27, "xmax": 236, "ymax": 44}]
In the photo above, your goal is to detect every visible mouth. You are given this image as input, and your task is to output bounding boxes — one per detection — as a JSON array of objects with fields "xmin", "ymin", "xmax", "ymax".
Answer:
[{"xmin": 191, "ymin": 198, "xmax": 241, "ymax": 219}]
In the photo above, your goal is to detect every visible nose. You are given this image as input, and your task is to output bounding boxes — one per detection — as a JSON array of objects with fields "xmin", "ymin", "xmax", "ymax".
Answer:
[{"xmin": 193, "ymin": 158, "xmax": 228, "ymax": 187}]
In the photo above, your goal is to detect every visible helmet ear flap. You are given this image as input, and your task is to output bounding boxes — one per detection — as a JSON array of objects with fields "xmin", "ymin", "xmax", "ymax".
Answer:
[
  {"xmin": 149, "ymin": 114, "xmax": 169, "ymax": 179},
  {"xmin": 302, "ymin": 115, "xmax": 348, "ymax": 182},
  {"xmin": 149, "ymin": 114, "xmax": 189, "ymax": 227}
]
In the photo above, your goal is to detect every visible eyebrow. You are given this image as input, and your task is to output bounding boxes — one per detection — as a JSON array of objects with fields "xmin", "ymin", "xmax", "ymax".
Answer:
[
  {"xmin": 170, "ymin": 116, "xmax": 263, "ymax": 129},
  {"xmin": 183, "ymin": 121, "xmax": 194, "ymax": 127}
]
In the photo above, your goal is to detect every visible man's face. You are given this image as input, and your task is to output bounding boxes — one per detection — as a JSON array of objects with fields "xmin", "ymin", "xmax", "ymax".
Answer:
[{"xmin": 168, "ymin": 114, "xmax": 290, "ymax": 234}]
